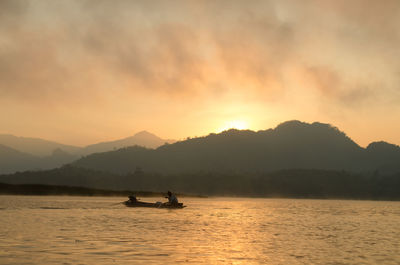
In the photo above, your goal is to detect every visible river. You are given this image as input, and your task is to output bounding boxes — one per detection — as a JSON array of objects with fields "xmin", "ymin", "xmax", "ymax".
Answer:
[{"xmin": 0, "ymin": 196, "xmax": 399, "ymax": 264}]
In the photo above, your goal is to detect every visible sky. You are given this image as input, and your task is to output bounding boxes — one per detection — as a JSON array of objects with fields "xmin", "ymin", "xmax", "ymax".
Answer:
[{"xmin": 1, "ymin": 0, "xmax": 399, "ymax": 147}]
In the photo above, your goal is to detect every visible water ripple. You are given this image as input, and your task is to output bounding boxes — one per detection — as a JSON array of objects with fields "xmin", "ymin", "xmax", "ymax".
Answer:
[{"xmin": 0, "ymin": 196, "xmax": 399, "ymax": 264}]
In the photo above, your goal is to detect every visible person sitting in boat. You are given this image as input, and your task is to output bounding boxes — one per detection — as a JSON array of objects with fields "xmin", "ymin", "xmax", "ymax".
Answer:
[
  {"xmin": 128, "ymin": 195, "xmax": 137, "ymax": 202},
  {"xmin": 166, "ymin": 191, "xmax": 178, "ymax": 205}
]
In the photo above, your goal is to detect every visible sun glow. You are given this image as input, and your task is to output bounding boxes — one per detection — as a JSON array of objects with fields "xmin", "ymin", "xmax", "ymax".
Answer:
[{"xmin": 218, "ymin": 120, "xmax": 249, "ymax": 132}]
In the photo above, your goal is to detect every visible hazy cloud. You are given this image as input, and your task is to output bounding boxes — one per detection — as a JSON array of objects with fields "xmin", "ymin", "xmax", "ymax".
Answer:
[
  {"xmin": 304, "ymin": 65, "xmax": 377, "ymax": 107},
  {"xmin": 0, "ymin": 0, "xmax": 399, "ymax": 145},
  {"xmin": 1, "ymin": 0, "xmax": 399, "ymax": 102}
]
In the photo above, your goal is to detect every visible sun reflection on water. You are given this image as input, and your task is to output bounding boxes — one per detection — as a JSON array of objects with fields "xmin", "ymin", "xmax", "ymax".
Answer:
[{"xmin": 0, "ymin": 196, "xmax": 400, "ymax": 264}]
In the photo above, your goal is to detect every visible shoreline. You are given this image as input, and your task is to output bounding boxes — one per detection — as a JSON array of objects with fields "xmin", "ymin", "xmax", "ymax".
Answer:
[
  {"xmin": 0, "ymin": 183, "xmax": 204, "ymax": 198},
  {"xmin": 1, "ymin": 183, "xmax": 399, "ymax": 202}
]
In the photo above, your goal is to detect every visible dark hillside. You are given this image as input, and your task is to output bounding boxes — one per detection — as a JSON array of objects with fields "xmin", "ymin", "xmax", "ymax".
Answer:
[
  {"xmin": 1, "ymin": 166, "xmax": 399, "ymax": 200},
  {"xmin": 73, "ymin": 121, "xmax": 398, "ymax": 174}
]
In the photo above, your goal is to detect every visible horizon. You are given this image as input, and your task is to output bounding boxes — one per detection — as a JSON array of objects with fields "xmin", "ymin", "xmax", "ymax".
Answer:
[
  {"xmin": 1, "ymin": 1, "xmax": 399, "ymax": 147},
  {"xmin": 1, "ymin": 119, "xmax": 398, "ymax": 149}
]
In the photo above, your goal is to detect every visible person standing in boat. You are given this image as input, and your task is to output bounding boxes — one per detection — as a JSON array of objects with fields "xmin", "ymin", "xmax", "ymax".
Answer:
[{"xmin": 166, "ymin": 191, "xmax": 178, "ymax": 205}]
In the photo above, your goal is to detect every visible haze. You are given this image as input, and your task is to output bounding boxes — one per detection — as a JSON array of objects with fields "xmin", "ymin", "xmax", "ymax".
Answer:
[{"xmin": 1, "ymin": 0, "xmax": 399, "ymax": 146}]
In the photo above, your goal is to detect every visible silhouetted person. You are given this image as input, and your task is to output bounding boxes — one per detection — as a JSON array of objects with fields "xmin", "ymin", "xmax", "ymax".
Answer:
[
  {"xmin": 166, "ymin": 191, "xmax": 178, "ymax": 205},
  {"xmin": 128, "ymin": 195, "xmax": 137, "ymax": 202}
]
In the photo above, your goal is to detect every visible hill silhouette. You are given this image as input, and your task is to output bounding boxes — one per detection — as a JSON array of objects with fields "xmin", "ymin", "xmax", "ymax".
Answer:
[
  {"xmin": 1, "ymin": 165, "xmax": 399, "ymax": 200},
  {"xmin": 0, "ymin": 131, "xmax": 175, "ymax": 174},
  {"xmin": 0, "ymin": 134, "xmax": 80, "ymax": 156},
  {"xmin": 0, "ymin": 144, "xmax": 41, "ymax": 174},
  {"xmin": 0, "ymin": 145, "xmax": 80, "ymax": 174},
  {"xmin": 72, "ymin": 121, "xmax": 400, "ymax": 174},
  {"xmin": 2, "ymin": 120, "xmax": 400, "ymax": 200},
  {"xmin": 80, "ymin": 131, "xmax": 175, "ymax": 155}
]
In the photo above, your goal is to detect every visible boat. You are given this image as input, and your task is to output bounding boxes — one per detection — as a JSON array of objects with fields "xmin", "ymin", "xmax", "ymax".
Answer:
[{"xmin": 123, "ymin": 197, "xmax": 185, "ymax": 209}]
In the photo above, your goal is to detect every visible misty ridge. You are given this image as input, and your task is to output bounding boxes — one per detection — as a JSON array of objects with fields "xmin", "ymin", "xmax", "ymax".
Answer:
[
  {"xmin": 1, "ymin": 120, "xmax": 400, "ymax": 199},
  {"xmin": 1, "ymin": 120, "xmax": 400, "ymax": 175},
  {"xmin": 72, "ymin": 120, "xmax": 400, "ymax": 175},
  {"xmin": 0, "ymin": 131, "xmax": 175, "ymax": 174}
]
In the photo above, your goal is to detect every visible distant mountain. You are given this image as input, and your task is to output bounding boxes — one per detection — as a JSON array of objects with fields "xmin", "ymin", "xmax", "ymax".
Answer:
[
  {"xmin": 0, "ymin": 131, "xmax": 174, "ymax": 157},
  {"xmin": 0, "ymin": 134, "xmax": 82, "ymax": 174},
  {"xmin": 0, "ymin": 144, "xmax": 41, "ymax": 174},
  {"xmin": 365, "ymin": 141, "xmax": 400, "ymax": 174},
  {"xmin": 40, "ymin": 148, "xmax": 79, "ymax": 170},
  {"xmin": 72, "ymin": 121, "xmax": 400, "ymax": 175},
  {"xmin": 80, "ymin": 131, "xmax": 175, "ymax": 155},
  {"xmin": 0, "ymin": 131, "xmax": 175, "ymax": 174},
  {"xmin": 2, "ymin": 122, "xmax": 399, "ymax": 175},
  {"xmin": 0, "ymin": 134, "xmax": 80, "ymax": 157},
  {"xmin": 2, "ymin": 121, "xmax": 400, "ymax": 199},
  {"xmin": 0, "ymin": 144, "xmax": 79, "ymax": 174}
]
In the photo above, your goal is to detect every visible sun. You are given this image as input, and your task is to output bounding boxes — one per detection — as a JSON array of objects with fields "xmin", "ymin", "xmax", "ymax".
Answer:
[{"xmin": 218, "ymin": 120, "xmax": 249, "ymax": 132}]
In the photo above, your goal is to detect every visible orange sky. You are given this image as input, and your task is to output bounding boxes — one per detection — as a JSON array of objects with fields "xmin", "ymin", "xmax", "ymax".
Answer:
[{"xmin": 1, "ymin": 0, "xmax": 399, "ymax": 147}]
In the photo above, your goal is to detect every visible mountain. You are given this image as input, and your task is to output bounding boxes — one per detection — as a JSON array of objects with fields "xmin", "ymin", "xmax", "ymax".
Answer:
[
  {"xmin": 40, "ymin": 148, "xmax": 80, "ymax": 169},
  {"xmin": 0, "ymin": 131, "xmax": 174, "ymax": 157},
  {"xmin": 0, "ymin": 134, "xmax": 81, "ymax": 157},
  {"xmin": 72, "ymin": 120, "xmax": 400, "ymax": 175},
  {"xmin": 0, "ymin": 144, "xmax": 42, "ymax": 174},
  {"xmin": 80, "ymin": 131, "xmax": 175, "ymax": 155},
  {"xmin": 2, "ymin": 121, "xmax": 400, "ymax": 199},
  {"xmin": 0, "ymin": 134, "xmax": 83, "ymax": 173},
  {"xmin": 0, "ymin": 144, "xmax": 80, "ymax": 174},
  {"xmin": 365, "ymin": 141, "xmax": 400, "ymax": 174},
  {"xmin": 0, "ymin": 131, "xmax": 175, "ymax": 174}
]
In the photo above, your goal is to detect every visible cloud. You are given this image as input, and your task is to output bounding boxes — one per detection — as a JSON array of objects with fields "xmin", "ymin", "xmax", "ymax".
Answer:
[
  {"xmin": 1, "ymin": 0, "xmax": 399, "ymax": 104},
  {"xmin": 0, "ymin": 0, "xmax": 399, "ymax": 145},
  {"xmin": 0, "ymin": 0, "xmax": 29, "ymax": 20},
  {"xmin": 303, "ymin": 65, "xmax": 377, "ymax": 107}
]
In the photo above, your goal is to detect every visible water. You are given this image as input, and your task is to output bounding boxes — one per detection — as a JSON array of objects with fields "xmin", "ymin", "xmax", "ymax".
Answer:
[{"xmin": 0, "ymin": 196, "xmax": 399, "ymax": 265}]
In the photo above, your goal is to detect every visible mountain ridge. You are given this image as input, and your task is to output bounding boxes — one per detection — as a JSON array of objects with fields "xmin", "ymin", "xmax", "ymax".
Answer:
[
  {"xmin": 0, "ymin": 144, "xmax": 41, "ymax": 173},
  {"xmin": 0, "ymin": 131, "xmax": 175, "ymax": 156},
  {"xmin": 2, "ymin": 121, "xmax": 399, "ymax": 175},
  {"xmin": 72, "ymin": 120, "xmax": 400, "ymax": 175},
  {"xmin": 81, "ymin": 130, "xmax": 175, "ymax": 155},
  {"xmin": 0, "ymin": 134, "xmax": 81, "ymax": 157},
  {"xmin": 0, "ymin": 131, "xmax": 176, "ymax": 174}
]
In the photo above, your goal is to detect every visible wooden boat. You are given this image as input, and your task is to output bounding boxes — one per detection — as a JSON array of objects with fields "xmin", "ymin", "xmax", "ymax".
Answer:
[{"xmin": 123, "ymin": 199, "xmax": 185, "ymax": 209}]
